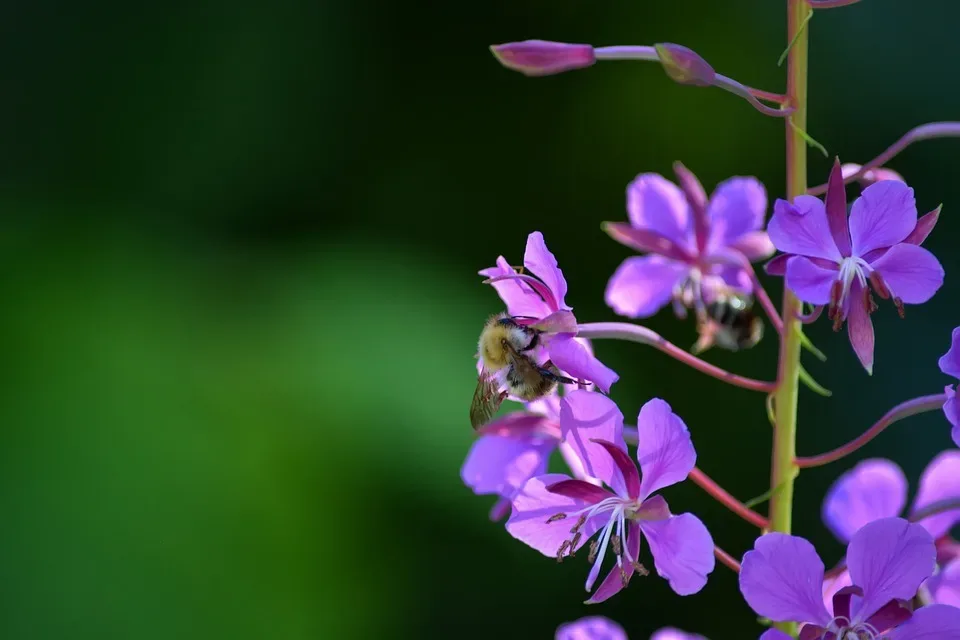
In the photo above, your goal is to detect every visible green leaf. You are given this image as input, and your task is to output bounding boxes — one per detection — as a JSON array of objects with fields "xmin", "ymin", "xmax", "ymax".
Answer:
[
  {"xmin": 788, "ymin": 117, "xmax": 829, "ymax": 157},
  {"xmin": 799, "ymin": 363, "xmax": 832, "ymax": 397},
  {"xmin": 796, "ymin": 322, "xmax": 827, "ymax": 362},
  {"xmin": 743, "ymin": 468, "xmax": 800, "ymax": 509},
  {"xmin": 778, "ymin": 9, "xmax": 813, "ymax": 67},
  {"xmin": 766, "ymin": 393, "xmax": 776, "ymax": 428}
]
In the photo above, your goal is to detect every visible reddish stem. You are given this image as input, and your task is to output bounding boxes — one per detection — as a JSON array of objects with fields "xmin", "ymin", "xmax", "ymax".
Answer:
[
  {"xmin": 743, "ymin": 261, "xmax": 784, "ymax": 335},
  {"xmin": 794, "ymin": 393, "xmax": 947, "ymax": 468},
  {"xmin": 714, "ymin": 546, "xmax": 742, "ymax": 574},
  {"xmin": 577, "ymin": 322, "xmax": 777, "ymax": 393},
  {"xmin": 689, "ymin": 467, "xmax": 770, "ymax": 529},
  {"xmin": 808, "ymin": 0, "xmax": 861, "ymax": 7}
]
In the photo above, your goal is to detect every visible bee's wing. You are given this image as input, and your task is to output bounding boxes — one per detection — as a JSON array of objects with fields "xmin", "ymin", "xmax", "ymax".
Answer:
[{"xmin": 470, "ymin": 370, "xmax": 504, "ymax": 430}]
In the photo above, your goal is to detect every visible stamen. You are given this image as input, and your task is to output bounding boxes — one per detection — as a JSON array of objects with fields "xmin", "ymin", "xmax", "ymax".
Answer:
[
  {"xmin": 862, "ymin": 286, "xmax": 878, "ymax": 314},
  {"xmin": 556, "ymin": 540, "xmax": 571, "ymax": 563},
  {"xmin": 546, "ymin": 513, "xmax": 567, "ymax": 524},
  {"xmin": 894, "ymin": 297, "xmax": 905, "ymax": 318},
  {"xmin": 620, "ymin": 566, "xmax": 629, "ymax": 587},
  {"xmin": 569, "ymin": 514, "xmax": 586, "ymax": 534},
  {"xmin": 569, "ymin": 532, "xmax": 582, "ymax": 556},
  {"xmin": 632, "ymin": 561, "xmax": 649, "ymax": 576},
  {"xmin": 588, "ymin": 540, "xmax": 599, "ymax": 564},
  {"xmin": 869, "ymin": 271, "xmax": 891, "ymax": 299},
  {"xmin": 611, "ymin": 534, "xmax": 622, "ymax": 557}
]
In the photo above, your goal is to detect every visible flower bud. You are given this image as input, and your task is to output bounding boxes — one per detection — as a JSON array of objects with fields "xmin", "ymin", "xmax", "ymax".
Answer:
[
  {"xmin": 654, "ymin": 43, "xmax": 716, "ymax": 87},
  {"xmin": 841, "ymin": 163, "xmax": 905, "ymax": 186},
  {"xmin": 490, "ymin": 40, "xmax": 595, "ymax": 77}
]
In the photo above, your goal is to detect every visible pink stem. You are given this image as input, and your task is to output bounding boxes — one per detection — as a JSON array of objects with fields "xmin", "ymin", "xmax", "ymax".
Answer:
[
  {"xmin": 808, "ymin": 122, "xmax": 960, "ymax": 195},
  {"xmin": 688, "ymin": 467, "xmax": 770, "ymax": 529},
  {"xmin": 714, "ymin": 546, "xmax": 742, "ymax": 574},
  {"xmin": 577, "ymin": 322, "xmax": 777, "ymax": 393},
  {"xmin": 795, "ymin": 304, "xmax": 823, "ymax": 324},
  {"xmin": 912, "ymin": 498, "xmax": 960, "ymax": 523},
  {"xmin": 744, "ymin": 261, "xmax": 784, "ymax": 335},
  {"xmin": 794, "ymin": 393, "xmax": 947, "ymax": 468},
  {"xmin": 748, "ymin": 87, "xmax": 788, "ymax": 104}
]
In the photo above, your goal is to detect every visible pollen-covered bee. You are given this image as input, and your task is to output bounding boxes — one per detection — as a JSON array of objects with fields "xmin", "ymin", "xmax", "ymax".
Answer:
[
  {"xmin": 692, "ymin": 289, "xmax": 764, "ymax": 354},
  {"xmin": 470, "ymin": 314, "xmax": 575, "ymax": 429}
]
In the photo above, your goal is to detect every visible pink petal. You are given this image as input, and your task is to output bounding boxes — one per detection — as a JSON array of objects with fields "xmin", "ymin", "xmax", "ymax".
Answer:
[
  {"xmin": 870, "ymin": 243, "xmax": 944, "ymax": 304},
  {"xmin": 548, "ymin": 337, "xmax": 619, "ymax": 393},
  {"xmin": 846, "ymin": 518, "xmax": 936, "ymax": 621},
  {"xmin": 491, "ymin": 40, "xmax": 596, "ymax": 77},
  {"xmin": 585, "ymin": 521, "xmax": 642, "ymax": 604},
  {"xmin": 824, "ymin": 158, "xmax": 853, "ymax": 257},
  {"xmin": 727, "ymin": 230, "xmax": 776, "ymax": 261},
  {"xmin": 864, "ymin": 598, "xmax": 912, "ymax": 634},
  {"xmin": 849, "ymin": 181, "xmax": 917, "ymax": 256},
  {"xmin": 765, "ymin": 253, "xmax": 791, "ymax": 276},
  {"xmin": 592, "ymin": 439, "xmax": 641, "ymax": 500},
  {"xmin": 626, "ymin": 173, "xmax": 694, "ymax": 250},
  {"xmin": 759, "ymin": 631, "xmax": 794, "ymax": 640},
  {"xmin": 506, "ymin": 474, "xmax": 606, "ymax": 557},
  {"xmin": 739, "ymin": 533, "xmax": 832, "ymax": 625},
  {"xmin": 635, "ymin": 399, "xmax": 696, "ymax": 500},
  {"xmin": 604, "ymin": 256, "xmax": 688, "ymax": 319},
  {"xmin": 480, "ymin": 256, "xmax": 552, "ymax": 318},
  {"xmin": 822, "ymin": 568, "xmax": 854, "ymax": 614},
  {"xmin": 911, "ymin": 450, "xmax": 960, "ymax": 539},
  {"xmin": 938, "ymin": 327, "xmax": 960, "ymax": 379},
  {"xmin": 706, "ymin": 177, "xmax": 768, "ymax": 252},
  {"xmin": 555, "ymin": 616, "xmax": 627, "ymax": 640},
  {"xmin": 639, "ymin": 513, "xmax": 714, "ymax": 595},
  {"xmin": 925, "ymin": 558, "xmax": 960, "ymax": 608},
  {"xmin": 488, "ymin": 497, "xmax": 511, "ymax": 521},
  {"xmin": 524, "ymin": 231, "xmax": 569, "ymax": 310},
  {"xmin": 887, "ymin": 603, "xmax": 960, "ymax": 638},
  {"xmin": 784, "ymin": 255, "xmax": 840, "ymax": 305},
  {"xmin": 767, "ymin": 195, "xmax": 842, "ymax": 262},
  {"xmin": 846, "ymin": 280, "xmax": 876, "ymax": 375},
  {"xmin": 651, "ymin": 629, "xmax": 708, "ymax": 640},
  {"xmin": 603, "ymin": 222, "xmax": 695, "ymax": 262},
  {"xmin": 559, "ymin": 392, "xmax": 627, "ymax": 492},
  {"xmin": 822, "ymin": 458, "xmax": 907, "ymax": 543},
  {"xmin": 461, "ymin": 434, "xmax": 554, "ymax": 499},
  {"xmin": 547, "ymin": 478, "xmax": 614, "ymax": 504},
  {"xmin": 903, "ymin": 206, "xmax": 941, "ymax": 246}
]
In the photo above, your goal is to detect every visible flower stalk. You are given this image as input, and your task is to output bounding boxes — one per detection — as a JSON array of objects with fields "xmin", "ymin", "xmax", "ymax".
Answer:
[
  {"xmin": 794, "ymin": 393, "xmax": 948, "ymax": 468},
  {"xmin": 713, "ymin": 546, "xmax": 742, "ymax": 574}
]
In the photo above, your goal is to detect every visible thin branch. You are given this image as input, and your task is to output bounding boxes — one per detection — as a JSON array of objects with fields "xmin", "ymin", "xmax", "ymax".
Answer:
[
  {"xmin": 714, "ymin": 546, "xmax": 741, "ymax": 573},
  {"xmin": 794, "ymin": 394, "xmax": 947, "ymax": 468},
  {"xmin": 577, "ymin": 322, "xmax": 777, "ymax": 393},
  {"xmin": 910, "ymin": 498, "xmax": 960, "ymax": 524},
  {"xmin": 808, "ymin": 0, "xmax": 862, "ymax": 7},
  {"xmin": 688, "ymin": 467, "xmax": 770, "ymax": 529}
]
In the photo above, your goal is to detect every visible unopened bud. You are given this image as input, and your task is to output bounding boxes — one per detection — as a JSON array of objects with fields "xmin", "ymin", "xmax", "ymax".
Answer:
[
  {"xmin": 841, "ymin": 163, "xmax": 905, "ymax": 186},
  {"xmin": 490, "ymin": 40, "xmax": 596, "ymax": 77},
  {"xmin": 655, "ymin": 43, "xmax": 716, "ymax": 87}
]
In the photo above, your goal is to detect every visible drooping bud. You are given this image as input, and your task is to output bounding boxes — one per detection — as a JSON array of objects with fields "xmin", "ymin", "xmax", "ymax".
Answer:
[
  {"xmin": 841, "ymin": 163, "xmax": 906, "ymax": 186},
  {"xmin": 655, "ymin": 43, "xmax": 716, "ymax": 87},
  {"xmin": 490, "ymin": 40, "xmax": 596, "ymax": 77}
]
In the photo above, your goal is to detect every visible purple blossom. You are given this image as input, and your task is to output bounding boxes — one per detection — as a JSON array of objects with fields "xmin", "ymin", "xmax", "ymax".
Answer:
[
  {"xmin": 841, "ymin": 162, "xmax": 905, "ymax": 188},
  {"xmin": 555, "ymin": 617, "xmax": 627, "ymax": 640},
  {"xmin": 939, "ymin": 327, "xmax": 960, "ymax": 446},
  {"xmin": 766, "ymin": 159, "xmax": 944, "ymax": 373},
  {"xmin": 506, "ymin": 396, "xmax": 714, "ymax": 603},
  {"xmin": 740, "ymin": 517, "xmax": 951, "ymax": 637},
  {"xmin": 650, "ymin": 629, "xmax": 707, "ymax": 640},
  {"xmin": 490, "ymin": 40, "xmax": 596, "ymax": 77},
  {"xmin": 604, "ymin": 164, "xmax": 774, "ymax": 319},
  {"xmin": 482, "ymin": 231, "xmax": 619, "ymax": 392},
  {"xmin": 820, "ymin": 454, "xmax": 960, "ymax": 609}
]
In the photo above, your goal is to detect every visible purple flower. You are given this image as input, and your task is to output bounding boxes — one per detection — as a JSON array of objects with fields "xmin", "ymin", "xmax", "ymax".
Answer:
[
  {"xmin": 821, "ymin": 454, "xmax": 960, "ymax": 609},
  {"xmin": 740, "ymin": 517, "xmax": 948, "ymax": 637},
  {"xmin": 461, "ymin": 388, "xmax": 617, "ymax": 521},
  {"xmin": 939, "ymin": 327, "xmax": 960, "ymax": 446},
  {"xmin": 482, "ymin": 231, "xmax": 619, "ymax": 392},
  {"xmin": 650, "ymin": 629, "xmax": 707, "ymax": 640},
  {"xmin": 604, "ymin": 163, "xmax": 774, "ymax": 319},
  {"xmin": 555, "ymin": 616, "xmax": 627, "ymax": 640},
  {"xmin": 841, "ymin": 162, "xmax": 906, "ymax": 188},
  {"xmin": 766, "ymin": 159, "xmax": 944, "ymax": 373},
  {"xmin": 506, "ymin": 396, "xmax": 714, "ymax": 603},
  {"xmin": 490, "ymin": 40, "xmax": 596, "ymax": 77}
]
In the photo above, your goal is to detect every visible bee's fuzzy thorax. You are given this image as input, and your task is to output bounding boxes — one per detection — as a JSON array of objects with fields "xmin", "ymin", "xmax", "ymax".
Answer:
[{"xmin": 478, "ymin": 314, "xmax": 537, "ymax": 372}]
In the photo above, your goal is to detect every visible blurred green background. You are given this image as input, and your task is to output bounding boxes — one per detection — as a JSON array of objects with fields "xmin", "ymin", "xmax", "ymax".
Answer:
[{"xmin": 0, "ymin": 1, "xmax": 957, "ymax": 638}]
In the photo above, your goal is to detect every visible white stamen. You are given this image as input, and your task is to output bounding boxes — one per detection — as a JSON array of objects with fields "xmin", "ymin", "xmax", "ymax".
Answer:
[
  {"xmin": 837, "ymin": 257, "xmax": 872, "ymax": 306},
  {"xmin": 584, "ymin": 507, "xmax": 621, "ymax": 592}
]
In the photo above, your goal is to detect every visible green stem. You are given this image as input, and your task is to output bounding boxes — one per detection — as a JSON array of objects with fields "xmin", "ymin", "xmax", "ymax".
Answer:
[{"xmin": 769, "ymin": 0, "xmax": 810, "ymax": 635}]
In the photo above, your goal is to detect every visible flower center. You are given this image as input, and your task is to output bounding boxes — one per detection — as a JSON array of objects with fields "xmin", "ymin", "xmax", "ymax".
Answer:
[
  {"xmin": 828, "ymin": 256, "xmax": 904, "ymax": 330},
  {"xmin": 826, "ymin": 615, "xmax": 881, "ymax": 640}
]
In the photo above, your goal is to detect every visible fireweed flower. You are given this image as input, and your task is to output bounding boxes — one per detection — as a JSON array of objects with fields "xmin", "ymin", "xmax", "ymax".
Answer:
[
  {"xmin": 507, "ymin": 396, "xmax": 714, "ymax": 603},
  {"xmin": 739, "ymin": 517, "xmax": 960, "ymax": 637},
  {"xmin": 766, "ymin": 159, "xmax": 944, "ymax": 373},
  {"xmin": 481, "ymin": 231, "xmax": 619, "ymax": 392},
  {"xmin": 604, "ymin": 164, "xmax": 774, "ymax": 319},
  {"xmin": 821, "ymin": 454, "xmax": 960, "ymax": 607},
  {"xmin": 555, "ymin": 616, "xmax": 626, "ymax": 640},
  {"xmin": 939, "ymin": 326, "xmax": 960, "ymax": 445},
  {"xmin": 461, "ymin": 388, "xmax": 614, "ymax": 522}
]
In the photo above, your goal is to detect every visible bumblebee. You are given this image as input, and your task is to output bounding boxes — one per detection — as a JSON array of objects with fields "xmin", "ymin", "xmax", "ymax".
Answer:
[{"xmin": 693, "ymin": 289, "xmax": 764, "ymax": 354}]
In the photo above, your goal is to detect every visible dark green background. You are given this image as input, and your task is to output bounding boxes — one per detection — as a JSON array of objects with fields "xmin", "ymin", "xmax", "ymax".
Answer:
[{"xmin": 0, "ymin": 1, "xmax": 956, "ymax": 638}]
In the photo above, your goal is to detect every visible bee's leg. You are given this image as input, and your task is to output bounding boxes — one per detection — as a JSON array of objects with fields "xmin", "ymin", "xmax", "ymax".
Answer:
[
  {"xmin": 522, "ymin": 331, "xmax": 540, "ymax": 352},
  {"xmin": 539, "ymin": 361, "xmax": 577, "ymax": 385}
]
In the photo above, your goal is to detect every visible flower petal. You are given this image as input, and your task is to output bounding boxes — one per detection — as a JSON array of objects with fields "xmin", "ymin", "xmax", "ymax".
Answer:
[
  {"xmin": 846, "ymin": 280, "xmax": 876, "ymax": 375},
  {"xmin": 651, "ymin": 629, "xmax": 708, "ymax": 640},
  {"xmin": 903, "ymin": 205, "xmax": 941, "ymax": 246},
  {"xmin": 822, "ymin": 568, "xmax": 854, "ymax": 614},
  {"xmin": 846, "ymin": 517, "xmax": 936, "ymax": 621},
  {"xmin": 739, "ymin": 533, "xmax": 832, "ymax": 626},
  {"xmin": 626, "ymin": 174, "xmax": 693, "ymax": 250},
  {"xmin": 555, "ymin": 616, "xmax": 628, "ymax": 640},
  {"xmin": 639, "ymin": 513, "xmax": 714, "ymax": 595},
  {"xmin": 759, "ymin": 631, "xmax": 794, "ymax": 640},
  {"xmin": 822, "ymin": 458, "xmax": 907, "ymax": 543},
  {"xmin": 506, "ymin": 474, "xmax": 606, "ymax": 557},
  {"xmin": 547, "ymin": 479, "xmax": 613, "ymax": 503},
  {"xmin": 765, "ymin": 253, "xmax": 791, "ymax": 276},
  {"xmin": 585, "ymin": 521, "xmax": 642, "ymax": 604},
  {"xmin": 548, "ymin": 337, "xmax": 619, "ymax": 393},
  {"xmin": 559, "ymin": 392, "xmax": 626, "ymax": 492},
  {"xmin": 849, "ymin": 181, "xmax": 917, "ymax": 256},
  {"xmin": 767, "ymin": 195, "xmax": 842, "ymax": 262},
  {"xmin": 461, "ymin": 434, "xmax": 554, "ymax": 499},
  {"xmin": 728, "ymin": 230, "xmax": 776, "ymax": 261},
  {"xmin": 784, "ymin": 255, "xmax": 840, "ymax": 305},
  {"xmin": 888, "ymin": 604, "xmax": 960, "ymax": 639},
  {"xmin": 824, "ymin": 158, "xmax": 853, "ymax": 257},
  {"xmin": 523, "ymin": 231, "xmax": 568, "ymax": 310},
  {"xmin": 870, "ymin": 243, "xmax": 944, "ymax": 304},
  {"xmin": 911, "ymin": 450, "xmax": 960, "ymax": 539},
  {"xmin": 604, "ymin": 255, "xmax": 688, "ymax": 319},
  {"xmin": 635, "ymin": 399, "xmax": 696, "ymax": 500},
  {"xmin": 938, "ymin": 327, "xmax": 960, "ymax": 379},
  {"xmin": 946, "ymin": 386, "xmax": 960, "ymax": 445},
  {"xmin": 591, "ymin": 439, "xmax": 641, "ymax": 500},
  {"xmin": 925, "ymin": 558, "xmax": 960, "ymax": 608},
  {"xmin": 706, "ymin": 177, "xmax": 768, "ymax": 252},
  {"xmin": 480, "ymin": 256, "xmax": 552, "ymax": 318},
  {"xmin": 603, "ymin": 222, "xmax": 695, "ymax": 262},
  {"xmin": 864, "ymin": 598, "xmax": 913, "ymax": 634}
]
